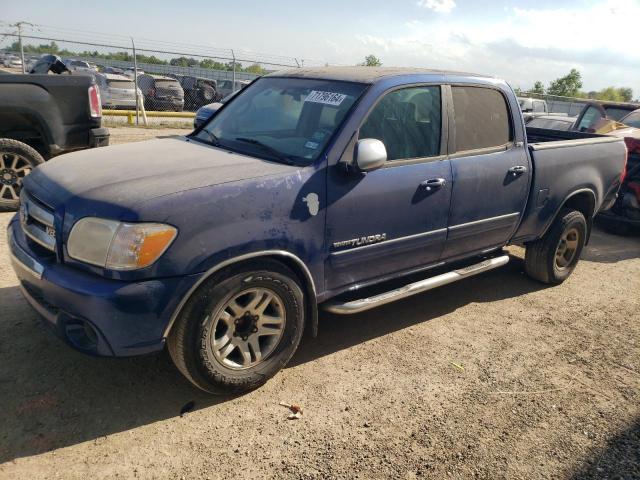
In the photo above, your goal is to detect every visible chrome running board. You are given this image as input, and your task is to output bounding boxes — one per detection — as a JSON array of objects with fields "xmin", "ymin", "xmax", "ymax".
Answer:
[{"xmin": 322, "ymin": 255, "xmax": 510, "ymax": 315}]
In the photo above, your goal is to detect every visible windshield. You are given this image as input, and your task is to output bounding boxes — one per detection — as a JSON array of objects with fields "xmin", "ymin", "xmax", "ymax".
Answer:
[
  {"xmin": 621, "ymin": 110, "xmax": 640, "ymax": 128},
  {"xmin": 108, "ymin": 80, "xmax": 134, "ymax": 89},
  {"xmin": 195, "ymin": 77, "xmax": 366, "ymax": 164}
]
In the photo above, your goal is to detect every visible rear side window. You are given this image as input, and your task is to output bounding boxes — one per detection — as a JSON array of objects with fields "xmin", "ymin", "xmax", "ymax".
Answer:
[
  {"xmin": 359, "ymin": 86, "xmax": 442, "ymax": 161},
  {"xmin": 452, "ymin": 87, "xmax": 511, "ymax": 152}
]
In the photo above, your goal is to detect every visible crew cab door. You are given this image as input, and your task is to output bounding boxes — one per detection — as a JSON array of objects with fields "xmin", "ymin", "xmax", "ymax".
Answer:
[
  {"xmin": 441, "ymin": 85, "xmax": 530, "ymax": 259},
  {"xmin": 325, "ymin": 85, "xmax": 452, "ymax": 291}
]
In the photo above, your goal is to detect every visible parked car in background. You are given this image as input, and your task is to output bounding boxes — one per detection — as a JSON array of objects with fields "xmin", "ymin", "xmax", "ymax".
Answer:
[
  {"xmin": 3, "ymin": 55, "xmax": 22, "ymax": 68},
  {"xmin": 137, "ymin": 73, "xmax": 184, "ymax": 111},
  {"xmin": 217, "ymin": 79, "xmax": 250, "ymax": 98},
  {"xmin": 94, "ymin": 73, "xmax": 138, "ymax": 110},
  {"xmin": 193, "ymin": 90, "xmax": 240, "ymax": 128},
  {"xmin": 8, "ymin": 67, "xmax": 627, "ymax": 394},
  {"xmin": 518, "ymin": 97, "xmax": 548, "ymax": 114},
  {"xmin": 123, "ymin": 68, "xmax": 144, "ymax": 78},
  {"xmin": 0, "ymin": 70, "xmax": 109, "ymax": 209},
  {"xmin": 574, "ymin": 101, "xmax": 639, "ymax": 132},
  {"xmin": 102, "ymin": 66, "xmax": 125, "ymax": 75},
  {"xmin": 526, "ymin": 114, "xmax": 575, "ymax": 131},
  {"xmin": 9, "ymin": 57, "xmax": 23, "ymax": 69},
  {"xmin": 518, "ymin": 97, "xmax": 549, "ymax": 122},
  {"xmin": 64, "ymin": 59, "xmax": 92, "ymax": 72},
  {"xmin": 170, "ymin": 74, "xmax": 220, "ymax": 111}
]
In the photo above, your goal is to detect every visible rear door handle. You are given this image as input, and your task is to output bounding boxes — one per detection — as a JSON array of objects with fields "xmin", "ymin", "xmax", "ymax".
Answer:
[
  {"xmin": 508, "ymin": 166, "xmax": 527, "ymax": 176},
  {"xmin": 420, "ymin": 178, "xmax": 446, "ymax": 191}
]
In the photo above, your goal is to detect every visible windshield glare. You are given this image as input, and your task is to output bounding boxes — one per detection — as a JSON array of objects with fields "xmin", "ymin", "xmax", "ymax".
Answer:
[{"xmin": 196, "ymin": 77, "xmax": 366, "ymax": 164}]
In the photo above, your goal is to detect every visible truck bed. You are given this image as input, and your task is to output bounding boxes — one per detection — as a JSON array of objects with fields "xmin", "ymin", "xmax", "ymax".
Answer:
[{"xmin": 513, "ymin": 127, "xmax": 627, "ymax": 242}]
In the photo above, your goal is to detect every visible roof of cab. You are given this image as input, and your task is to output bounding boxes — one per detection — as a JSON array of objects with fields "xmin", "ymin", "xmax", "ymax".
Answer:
[{"xmin": 268, "ymin": 66, "xmax": 490, "ymax": 84}]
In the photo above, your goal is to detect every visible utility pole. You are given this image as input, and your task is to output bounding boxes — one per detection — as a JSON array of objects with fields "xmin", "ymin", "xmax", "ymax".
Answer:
[
  {"xmin": 131, "ymin": 37, "xmax": 139, "ymax": 125},
  {"xmin": 231, "ymin": 49, "xmax": 236, "ymax": 93},
  {"xmin": 10, "ymin": 21, "xmax": 33, "ymax": 73}
]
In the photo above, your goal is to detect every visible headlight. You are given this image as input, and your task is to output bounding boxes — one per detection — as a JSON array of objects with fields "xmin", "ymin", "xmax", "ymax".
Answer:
[{"xmin": 67, "ymin": 217, "xmax": 177, "ymax": 270}]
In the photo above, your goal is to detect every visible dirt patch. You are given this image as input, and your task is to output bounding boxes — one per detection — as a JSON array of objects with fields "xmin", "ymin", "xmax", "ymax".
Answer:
[{"xmin": 0, "ymin": 127, "xmax": 638, "ymax": 479}]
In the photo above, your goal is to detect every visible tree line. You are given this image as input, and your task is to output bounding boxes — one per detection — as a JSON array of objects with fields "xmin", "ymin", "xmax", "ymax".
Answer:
[
  {"xmin": 8, "ymin": 41, "xmax": 268, "ymax": 75},
  {"xmin": 517, "ymin": 69, "xmax": 635, "ymax": 103}
]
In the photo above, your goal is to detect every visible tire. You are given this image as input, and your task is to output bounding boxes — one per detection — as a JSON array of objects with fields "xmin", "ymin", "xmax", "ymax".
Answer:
[
  {"xmin": 167, "ymin": 261, "xmax": 305, "ymax": 394},
  {"xmin": 201, "ymin": 86, "xmax": 215, "ymax": 102},
  {"xmin": 525, "ymin": 208, "xmax": 587, "ymax": 284},
  {"xmin": 0, "ymin": 138, "xmax": 44, "ymax": 211}
]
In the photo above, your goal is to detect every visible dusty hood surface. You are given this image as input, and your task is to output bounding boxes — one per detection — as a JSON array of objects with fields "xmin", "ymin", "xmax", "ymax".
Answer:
[{"xmin": 24, "ymin": 137, "xmax": 298, "ymax": 208}]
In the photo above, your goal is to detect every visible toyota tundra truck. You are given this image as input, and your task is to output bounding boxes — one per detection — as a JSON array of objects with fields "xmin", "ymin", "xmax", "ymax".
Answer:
[{"xmin": 8, "ymin": 67, "xmax": 626, "ymax": 394}]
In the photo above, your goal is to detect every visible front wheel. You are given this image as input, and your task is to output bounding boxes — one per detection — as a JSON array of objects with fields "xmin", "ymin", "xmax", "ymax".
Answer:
[
  {"xmin": 525, "ymin": 208, "xmax": 587, "ymax": 284},
  {"xmin": 0, "ymin": 139, "xmax": 44, "ymax": 211},
  {"xmin": 167, "ymin": 262, "xmax": 305, "ymax": 394}
]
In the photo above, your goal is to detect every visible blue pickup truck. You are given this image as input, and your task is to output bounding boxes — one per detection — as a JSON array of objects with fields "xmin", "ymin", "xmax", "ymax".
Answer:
[{"xmin": 8, "ymin": 67, "xmax": 627, "ymax": 394}]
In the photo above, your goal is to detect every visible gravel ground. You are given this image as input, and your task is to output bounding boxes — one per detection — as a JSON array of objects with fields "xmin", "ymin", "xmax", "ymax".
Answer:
[
  {"xmin": 0, "ymin": 127, "xmax": 638, "ymax": 479},
  {"xmin": 107, "ymin": 125, "xmax": 192, "ymax": 144}
]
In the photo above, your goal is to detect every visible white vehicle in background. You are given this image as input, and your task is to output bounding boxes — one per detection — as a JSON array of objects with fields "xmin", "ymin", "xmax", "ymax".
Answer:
[
  {"xmin": 3, "ymin": 55, "xmax": 22, "ymax": 68},
  {"xmin": 9, "ymin": 57, "xmax": 23, "ymax": 69},
  {"xmin": 518, "ymin": 97, "xmax": 549, "ymax": 114},
  {"xmin": 123, "ymin": 68, "xmax": 144, "ymax": 78},
  {"xmin": 64, "ymin": 59, "xmax": 92, "ymax": 71},
  {"xmin": 518, "ymin": 97, "xmax": 550, "ymax": 123},
  {"xmin": 94, "ymin": 73, "xmax": 140, "ymax": 110}
]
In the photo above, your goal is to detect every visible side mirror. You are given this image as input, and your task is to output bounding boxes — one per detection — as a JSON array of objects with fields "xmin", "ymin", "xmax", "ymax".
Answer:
[{"xmin": 355, "ymin": 138, "xmax": 387, "ymax": 172}]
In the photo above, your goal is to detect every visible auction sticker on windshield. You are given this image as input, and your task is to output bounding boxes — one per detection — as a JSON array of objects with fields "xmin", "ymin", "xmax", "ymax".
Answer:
[{"xmin": 305, "ymin": 90, "xmax": 347, "ymax": 106}]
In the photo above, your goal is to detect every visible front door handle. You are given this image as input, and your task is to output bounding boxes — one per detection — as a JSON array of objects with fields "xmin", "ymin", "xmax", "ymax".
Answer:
[
  {"xmin": 508, "ymin": 165, "xmax": 527, "ymax": 176},
  {"xmin": 420, "ymin": 178, "xmax": 446, "ymax": 191}
]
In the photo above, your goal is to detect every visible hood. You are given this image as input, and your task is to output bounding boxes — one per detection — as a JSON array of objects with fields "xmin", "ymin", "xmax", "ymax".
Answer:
[{"xmin": 25, "ymin": 137, "xmax": 298, "ymax": 209}]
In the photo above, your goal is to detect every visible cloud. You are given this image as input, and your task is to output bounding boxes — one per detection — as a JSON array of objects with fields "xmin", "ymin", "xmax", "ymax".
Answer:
[
  {"xmin": 417, "ymin": 0, "xmax": 456, "ymax": 14},
  {"xmin": 350, "ymin": 0, "xmax": 640, "ymax": 95}
]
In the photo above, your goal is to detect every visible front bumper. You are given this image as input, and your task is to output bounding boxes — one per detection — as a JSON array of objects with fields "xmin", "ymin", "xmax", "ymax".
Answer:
[{"xmin": 8, "ymin": 218, "xmax": 202, "ymax": 357}]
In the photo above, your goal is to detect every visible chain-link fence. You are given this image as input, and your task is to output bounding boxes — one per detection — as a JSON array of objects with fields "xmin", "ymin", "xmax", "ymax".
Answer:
[{"xmin": 0, "ymin": 23, "xmax": 324, "ymax": 122}]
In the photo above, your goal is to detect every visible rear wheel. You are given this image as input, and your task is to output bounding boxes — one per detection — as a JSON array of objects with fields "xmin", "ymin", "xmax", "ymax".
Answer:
[
  {"xmin": 0, "ymin": 139, "xmax": 44, "ymax": 211},
  {"xmin": 167, "ymin": 261, "xmax": 305, "ymax": 394},
  {"xmin": 201, "ymin": 86, "xmax": 215, "ymax": 102},
  {"xmin": 525, "ymin": 208, "xmax": 587, "ymax": 284}
]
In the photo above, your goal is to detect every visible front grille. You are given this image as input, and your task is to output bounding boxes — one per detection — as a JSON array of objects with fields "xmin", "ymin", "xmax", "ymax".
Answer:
[{"xmin": 19, "ymin": 190, "xmax": 56, "ymax": 252}]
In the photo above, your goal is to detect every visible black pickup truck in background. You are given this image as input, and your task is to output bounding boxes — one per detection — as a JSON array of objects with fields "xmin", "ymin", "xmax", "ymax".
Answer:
[{"xmin": 0, "ymin": 72, "xmax": 109, "ymax": 209}]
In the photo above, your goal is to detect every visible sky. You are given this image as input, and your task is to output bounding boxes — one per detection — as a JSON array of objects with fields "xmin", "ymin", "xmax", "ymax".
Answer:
[{"xmin": 3, "ymin": 0, "xmax": 639, "ymax": 96}]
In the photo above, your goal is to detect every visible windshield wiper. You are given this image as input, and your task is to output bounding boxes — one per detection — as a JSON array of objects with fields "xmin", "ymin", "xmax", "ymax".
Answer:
[
  {"xmin": 203, "ymin": 130, "xmax": 221, "ymax": 147},
  {"xmin": 235, "ymin": 137, "xmax": 296, "ymax": 165}
]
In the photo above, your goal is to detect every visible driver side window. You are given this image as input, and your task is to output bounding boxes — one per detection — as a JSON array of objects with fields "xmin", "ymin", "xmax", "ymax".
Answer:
[{"xmin": 359, "ymin": 86, "xmax": 442, "ymax": 161}]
